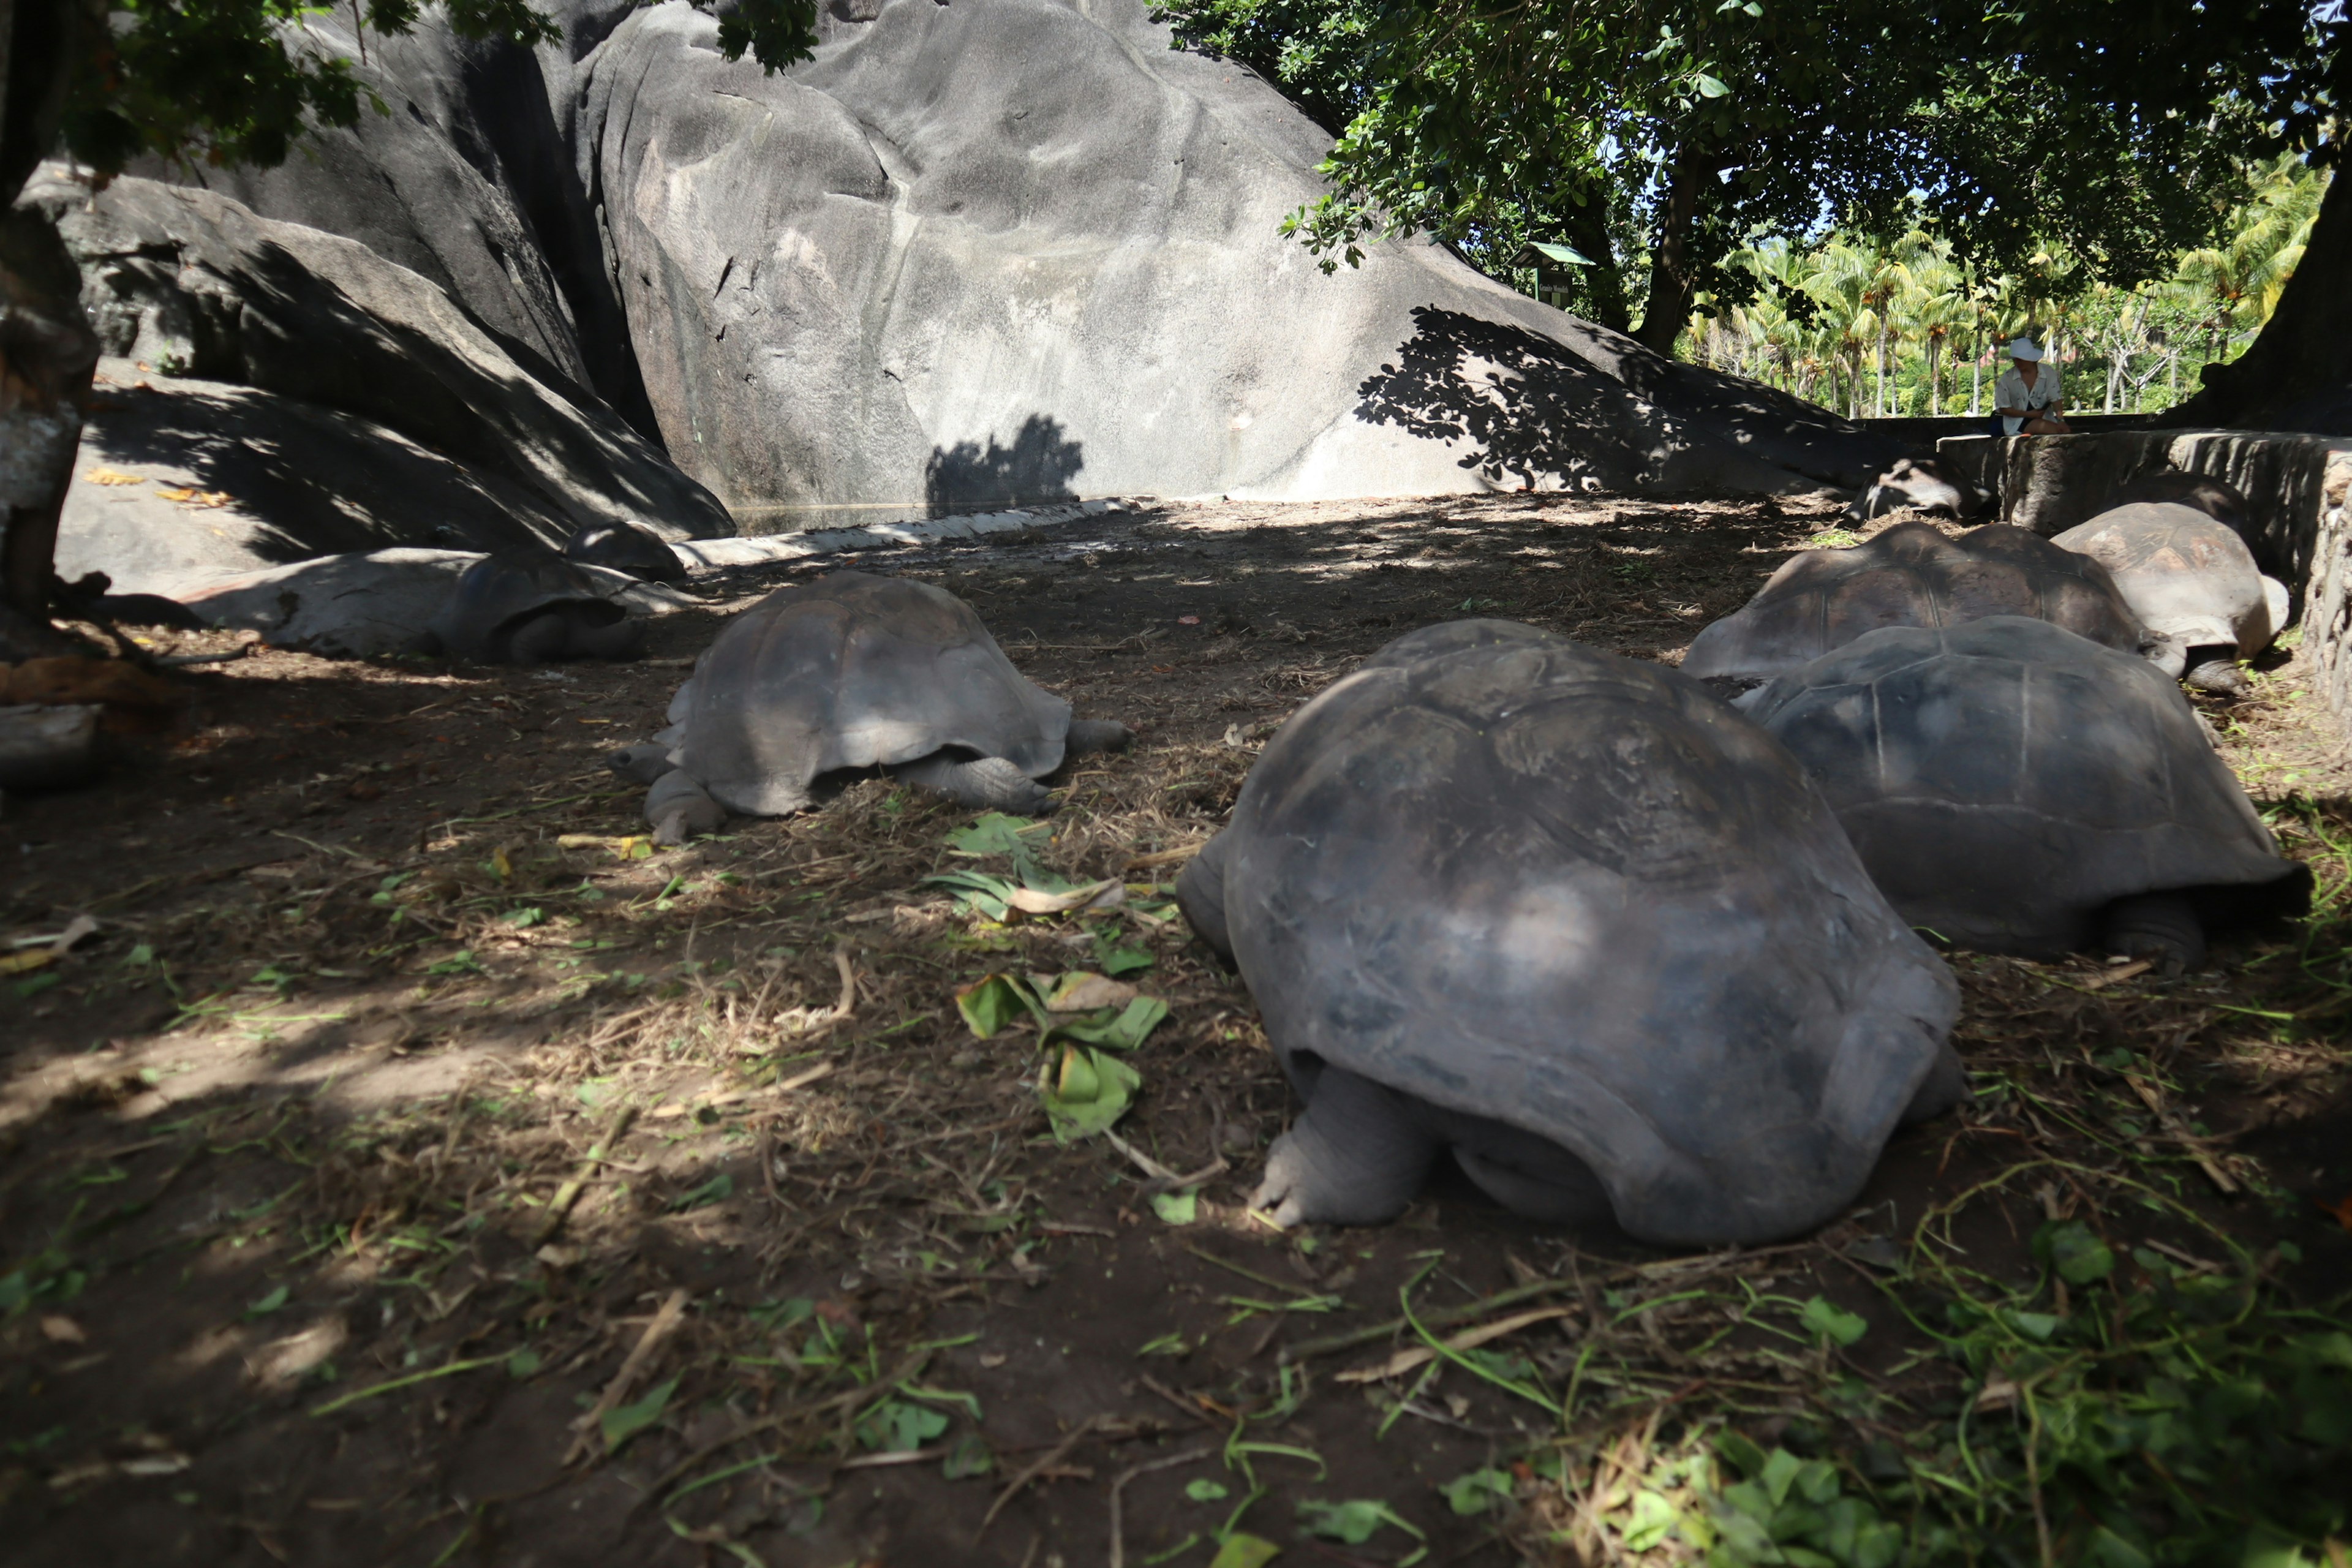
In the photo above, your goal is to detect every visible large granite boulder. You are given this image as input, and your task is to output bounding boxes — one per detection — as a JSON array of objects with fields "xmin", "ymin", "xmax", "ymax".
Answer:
[
  {"xmin": 115, "ymin": 0, "xmax": 1894, "ymax": 527},
  {"xmin": 576, "ymin": 0, "xmax": 1896, "ymax": 520},
  {"xmin": 23, "ymin": 165, "xmax": 732, "ymax": 592}
]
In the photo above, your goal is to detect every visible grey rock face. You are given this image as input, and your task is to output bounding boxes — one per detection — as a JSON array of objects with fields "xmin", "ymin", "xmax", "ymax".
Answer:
[
  {"xmin": 578, "ymin": 0, "xmax": 1897, "ymax": 522},
  {"xmin": 26, "ymin": 167, "xmax": 732, "ymax": 563},
  {"xmin": 58, "ymin": 361, "xmax": 571, "ymax": 598},
  {"xmin": 132, "ymin": 0, "xmax": 1894, "ymax": 525}
]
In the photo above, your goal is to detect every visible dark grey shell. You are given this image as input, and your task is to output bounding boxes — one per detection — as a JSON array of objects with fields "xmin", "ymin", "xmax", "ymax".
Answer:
[
  {"xmin": 1190, "ymin": 619, "xmax": 1959, "ymax": 1246},
  {"xmin": 669, "ymin": 571, "xmax": 1071, "ymax": 815},
  {"xmin": 2051, "ymin": 502, "xmax": 2283, "ymax": 657},
  {"xmin": 565, "ymin": 521, "xmax": 687, "ymax": 585},
  {"xmin": 1747, "ymin": 616, "xmax": 2309, "ymax": 954},
  {"xmin": 428, "ymin": 555, "xmax": 625, "ymax": 662},
  {"xmin": 1684, "ymin": 521, "xmax": 2143, "ymax": 684}
]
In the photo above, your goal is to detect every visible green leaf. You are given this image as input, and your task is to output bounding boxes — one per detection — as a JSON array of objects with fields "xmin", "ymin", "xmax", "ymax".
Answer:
[
  {"xmin": 1296, "ymin": 1498, "xmax": 1419, "ymax": 1547},
  {"xmin": 1092, "ymin": 928, "xmax": 1156, "ymax": 976},
  {"xmin": 1039, "ymin": 1046, "xmax": 1140, "ymax": 1142},
  {"xmin": 506, "ymin": 1348, "xmax": 542, "ymax": 1378},
  {"xmin": 1208, "ymin": 1536, "xmax": 1281, "ymax": 1568},
  {"xmin": 924, "ymin": 869, "xmax": 1020, "ymax": 921},
  {"xmin": 942, "ymin": 1432, "xmax": 995, "ymax": 1479},
  {"xmin": 1694, "ymin": 72, "xmax": 1730, "ymax": 97},
  {"xmin": 426, "ymin": 949, "xmax": 483, "ymax": 976},
  {"xmin": 2038, "ymin": 1219, "xmax": 2117, "ymax": 1284},
  {"xmin": 669, "ymin": 1172, "xmax": 734, "ymax": 1211},
  {"xmin": 1441, "ymin": 1468, "xmax": 1513, "ymax": 1515},
  {"xmin": 1623, "ymin": 1488, "xmax": 1679, "ymax": 1551},
  {"xmin": 957, "ymin": 973, "xmax": 1043, "ymax": 1038},
  {"xmin": 858, "ymin": 1399, "xmax": 949, "ymax": 1452},
  {"xmin": 601, "ymin": 1376, "xmax": 677, "ymax": 1453},
  {"xmin": 246, "ymin": 1285, "xmax": 289, "ymax": 1317},
  {"xmin": 2005, "ymin": 1308, "xmax": 2062, "ymax": 1342},
  {"xmin": 1187, "ymin": 1478, "xmax": 1232, "ymax": 1502},
  {"xmin": 946, "ymin": 813, "xmax": 1050, "ymax": 858},
  {"xmin": 1138, "ymin": 1330, "xmax": 1191, "ymax": 1358},
  {"xmin": 1152, "ymin": 1189, "xmax": 1200, "ymax": 1225},
  {"xmin": 503, "ymin": 906, "xmax": 545, "ymax": 927},
  {"xmin": 1799, "ymin": 1295, "xmax": 1868, "ymax": 1346},
  {"xmin": 1052, "ymin": 996, "xmax": 1169, "ymax": 1051}
]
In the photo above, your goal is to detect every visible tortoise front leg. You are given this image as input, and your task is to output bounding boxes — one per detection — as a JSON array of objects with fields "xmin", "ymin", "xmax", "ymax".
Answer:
[
  {"xmin": 1254, "ymin": 1063, "xmax": 1441, "ymax": 1228},
  {"xmin": 892, "ymin": 752, "xmax": 1055, "ymax": 814}
]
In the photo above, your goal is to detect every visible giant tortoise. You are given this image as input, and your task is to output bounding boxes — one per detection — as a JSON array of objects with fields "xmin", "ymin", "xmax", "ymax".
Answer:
[
  {"xmin": 611, "ymin": 571, "xmax": 1128, "ymax": 842},
  {"xmin": 1177, "ymin": 619, "xmax": 1962, "ymax": 1247},
  {"xmin": 1747, "ymin": 616, "xmax": 2310, "ymax": 971},
  {"xmin": 1683, "ymin": 521, "xmax": 2142, "ymax": 687},
  {"xmin": 2051, "ymin": 502, "xmax": 2290, "ymax": 695},
  {"xmin": 1843, "ymin": 457, "xmax": 1988, "ymax": 524},
  {"xmin": 421, "ymin": 554, "xmax": 644, "ymax": 665}
]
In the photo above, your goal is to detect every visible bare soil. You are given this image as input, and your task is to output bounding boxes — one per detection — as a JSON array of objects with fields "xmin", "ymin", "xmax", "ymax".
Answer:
[{"xmin": 2, "ymin": 492, "xmax": 2346, "ymax": 1567}]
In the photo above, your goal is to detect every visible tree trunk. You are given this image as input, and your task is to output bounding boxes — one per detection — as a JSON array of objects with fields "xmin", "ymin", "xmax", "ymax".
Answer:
[
  {"xmin": 1873, "ymin": 322, "xmax": 1887, "ymax": 416},
  {"xmin": 2165, "ymin": 167, "xmax": 2352, "ymax": 432},
  {"xmin": 1928, "ymin": 336, "xmax": 1942, "ymax": 415},
  {"xmin": 2, "ymin": 0, "xmax": 108, "ymax": 660},
  {"xmin": 1630, "ymin": 148, "xmax": 1720, "ymax": 357},
  {"xmin": 1970, "ymin": 354, "xmax": 1980, "ymax": 415},
  {"xmin": 0, "ymin": 206, "xmax": 99, "ymax": 658},
  {"xmin": 1559, "ymin": 188, "xmax": 1632, "ymax": 336}
]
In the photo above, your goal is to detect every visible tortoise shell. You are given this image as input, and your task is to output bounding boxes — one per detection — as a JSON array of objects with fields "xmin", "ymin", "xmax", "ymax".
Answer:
[
  {"xmin": 666, "ymin": 571, "xmax": 1071, "ymax": 815},
  {"xmin": 428, "ymin": 554, "xmax": 625, "ymax": 663},
  {"xmin": 1683, "ymin": 521, "xmax": 2142, "ymax": 684},
  {"xmin": 2051, "ymin": 502, "xmax": 2283, "ymax": 657},
  {"xmin": 1186, "ymin": 619, "xmax": 1959, "ymax": 1246},
  {"xmin": 1747, "ymin": 616, "xmax": 2309, "ymax": 954}
]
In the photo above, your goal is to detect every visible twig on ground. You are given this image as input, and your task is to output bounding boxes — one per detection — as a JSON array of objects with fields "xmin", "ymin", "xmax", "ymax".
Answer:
[
  {"xmin": 1109, "ymin": 1444, "xmax": 1215, "ymax": 1568},
  {"xmin": 979, "ymin": 1413, "xmax": 1110, "ymax": 1542},
  {"xmin": 565, "ymin": 1287, "xmax": 688, "ymax": 1464},
  {"xmin": 534, "ymin": 1103, "xmax": 639, "ymax": 1248},
  {"xmin": 2124, "ymin": 1073, "xmax": 2240, "ymax": 1193}
]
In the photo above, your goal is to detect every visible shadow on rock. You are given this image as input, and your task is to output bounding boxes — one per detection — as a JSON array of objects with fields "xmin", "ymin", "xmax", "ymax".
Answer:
[{"xmin": 924, "ymin": 414, "xmax": 1084, "ymax": 516}]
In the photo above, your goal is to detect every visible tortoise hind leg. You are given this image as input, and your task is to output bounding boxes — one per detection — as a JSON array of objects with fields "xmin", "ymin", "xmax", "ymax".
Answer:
[
  {"xmin": 2103, "ymin": 891, "xmax": 2205, "ymax": 976},
  {"xmin": 502, "ymin": 611, "xmax": 572, "ymax": 665},
  {"xmin": 1254, "ymin": 1063, "xmax": 1441, "ymax": 1227},
  {"xmin": 893, "ymin": 752, "xmax": 1055, "ymax": 813},
  {"xmin": 564, "ymin": 611, "xmax": 646, "ymax": 662}
]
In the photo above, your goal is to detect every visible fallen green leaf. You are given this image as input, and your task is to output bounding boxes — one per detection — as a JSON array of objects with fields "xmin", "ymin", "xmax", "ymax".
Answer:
[
  {"xmin": 1039, "ymin": 1045, "xmax": 1140, "ymax": 1142},
  {"xmin": 669, "ymin": 1172, "xmax": 734, "ymax": 1211},
  {"xmin": 1208, "ymin": 1534, "xmax": 1281, "ymax": 1568},
  {"xmin": 957, "ymin": 973, "xmax": 1044, "ymax": 1038},
  {"xmin": 942, "ymin": 1432, "xmax": 994, "ymax": 1479},
  {"xmin": 246, "ymin": 1285, "xmax": 289, "ymax": 1317},
  {"xmin": 1799, "ymin": 1295, "xmax": 1868, "ymax": 1346},
  {"xmin": 1051, "ymin": 995, "xmax": 1169, "ymax": 1052},
  {"xmin": 601, "ymin": 1376, "xmax": 677, "ymax": 1453},
  {"xmin": 857, "ymin": 1398, "xmax": 949, "ymax": 1452},
  {"xmin": 1441, "ymin": 1468, "xmax": 1512, "ymax": 1515},
  {"xmin": 1152, "ymin": 1188, "xmax": 1199, "ymax": 1225},
  {"xmin": 1187, "ymin": 1478, "xmax": 1231, "ymax": 1502}
]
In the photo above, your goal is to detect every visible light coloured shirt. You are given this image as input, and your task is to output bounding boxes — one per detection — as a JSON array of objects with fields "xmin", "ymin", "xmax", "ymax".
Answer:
[{"xmin": 1993, "ymin": 363, "xmax": 2063, "ymax": 435}]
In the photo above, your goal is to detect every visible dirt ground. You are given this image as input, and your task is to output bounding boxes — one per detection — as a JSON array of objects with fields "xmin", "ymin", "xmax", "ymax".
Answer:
[{"xmin": 2, "ymin": 492, "xmax": 2347, "ymax": 1568}]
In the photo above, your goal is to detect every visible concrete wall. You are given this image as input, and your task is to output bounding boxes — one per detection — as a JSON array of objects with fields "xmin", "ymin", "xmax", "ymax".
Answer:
[{"xmin": 1937, "ymin": 429, "xmax": 2352, "ymax": 733}]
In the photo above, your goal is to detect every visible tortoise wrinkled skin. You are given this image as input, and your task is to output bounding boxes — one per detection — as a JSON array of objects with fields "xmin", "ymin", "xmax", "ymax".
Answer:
[
  {"xmin": 1747, "ymin": 616, "xmax": 2311, "ymax": 958},
  {"xmin": 668, "ymin": 571, "xmax": 1074, "ymax": 816},
  {"xmin": 1683, "ymin": 521, "xmax": 2143, "ymax": 686},
  {"xmin": 1182, "ymin": 620, "xmax": 1962, "ymax": 1247}
]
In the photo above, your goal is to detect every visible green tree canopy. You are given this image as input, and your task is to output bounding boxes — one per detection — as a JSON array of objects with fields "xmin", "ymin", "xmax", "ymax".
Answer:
[{"xmin": 1158, "ymin": 0, "xmax": 2344, "ymax": 355}]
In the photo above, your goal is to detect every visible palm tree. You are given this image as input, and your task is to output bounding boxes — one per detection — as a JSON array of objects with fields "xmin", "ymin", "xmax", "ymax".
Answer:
[{"xmin": 2176, "ymin": 156, "xmax": 2328, "ymax": 369}]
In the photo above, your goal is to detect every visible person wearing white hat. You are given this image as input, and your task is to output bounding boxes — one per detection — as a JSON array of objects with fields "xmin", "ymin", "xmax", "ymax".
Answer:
[{"xmin": 1990, "ymin": 337, "xmax": 2070, "ymax": 437}]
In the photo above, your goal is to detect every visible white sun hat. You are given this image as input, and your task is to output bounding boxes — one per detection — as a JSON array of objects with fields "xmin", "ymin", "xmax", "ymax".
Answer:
[{"xmin": 2008, "ymin": 337, "xmax": 2043, "ymax": 361}]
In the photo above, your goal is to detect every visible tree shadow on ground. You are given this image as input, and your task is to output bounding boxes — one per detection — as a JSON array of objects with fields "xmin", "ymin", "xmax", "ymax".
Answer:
[{"xmin": 923, "ymin": 414, "xmax": 1083, "ymax": 516}]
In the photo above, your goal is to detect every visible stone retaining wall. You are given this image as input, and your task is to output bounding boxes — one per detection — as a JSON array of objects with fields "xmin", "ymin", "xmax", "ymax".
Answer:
[{"xmin": 1937, "ymin": 429, "xmax": 2352, "ymax": 734}]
